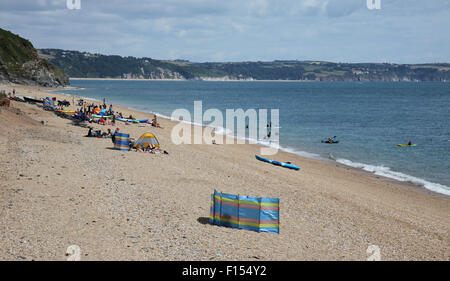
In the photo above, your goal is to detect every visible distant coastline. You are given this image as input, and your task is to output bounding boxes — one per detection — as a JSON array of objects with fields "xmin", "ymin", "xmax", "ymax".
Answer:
[
  {"xmin": 69, "ymin": 77, "xmax": 449, "ymax": 83},
  {"xmin": 41, "ymin": 49, "xmax": 450, "ymax": 83},
  {"xmin": 69, "ymin": 77, "xmax": 316, "ymax": 82}
]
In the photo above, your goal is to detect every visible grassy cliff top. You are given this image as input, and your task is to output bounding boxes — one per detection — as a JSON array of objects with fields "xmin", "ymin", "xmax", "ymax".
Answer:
[{"xmin": 0, "ymin": 28, "xmax": 37, "ymax": 64}]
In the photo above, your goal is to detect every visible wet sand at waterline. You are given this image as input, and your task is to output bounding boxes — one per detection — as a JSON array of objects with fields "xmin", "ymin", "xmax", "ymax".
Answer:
[{"xmin": 0, "ymin": 84, "xmax": 449, "ymax": 260}]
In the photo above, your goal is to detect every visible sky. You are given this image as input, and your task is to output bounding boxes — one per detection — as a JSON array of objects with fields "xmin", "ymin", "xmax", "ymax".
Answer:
[{"xmin": 1, "ymin": 0, "xmax": 449, "ymax": 63}]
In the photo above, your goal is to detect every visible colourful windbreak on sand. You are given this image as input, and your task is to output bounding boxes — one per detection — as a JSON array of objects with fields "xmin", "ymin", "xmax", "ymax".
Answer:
[
  {"xmin": 43, "ymin": 97, "xmax": 56, "ymax": 109},
  {"xmin": 209, "ymin": 190, "xmax": 280, "ymax": 234},
  {"xmin": 114, "ymin": 133, "xmax": 130, "ymax": 151}
]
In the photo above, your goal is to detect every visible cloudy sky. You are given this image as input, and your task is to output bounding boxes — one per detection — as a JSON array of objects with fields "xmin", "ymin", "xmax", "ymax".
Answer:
[{"xmin": 1, "ymin": 0, "xmax": 449, "ymax": 63}]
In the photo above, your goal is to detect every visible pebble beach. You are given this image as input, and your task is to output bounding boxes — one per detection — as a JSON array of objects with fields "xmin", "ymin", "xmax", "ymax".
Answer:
[{"xmin": 0, "ymin": 84, "xmax": 449, "ymax": 261}]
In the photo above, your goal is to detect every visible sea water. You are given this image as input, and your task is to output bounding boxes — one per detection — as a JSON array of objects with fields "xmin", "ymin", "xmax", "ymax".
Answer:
[{"xmin": 58, "ymin": 80, "xmax": 450, "ymax": 195}]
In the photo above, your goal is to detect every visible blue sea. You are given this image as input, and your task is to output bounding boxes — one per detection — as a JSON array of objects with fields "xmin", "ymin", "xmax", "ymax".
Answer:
[{"xmin": 58, "ymin": 80, "xmax": 450, "ymax": 195}]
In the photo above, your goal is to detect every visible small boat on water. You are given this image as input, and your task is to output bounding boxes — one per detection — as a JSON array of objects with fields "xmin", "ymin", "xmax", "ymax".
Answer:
[
  {"xmin": 397, "ymin": 144, "xmax": 416, "ymax": 147},
  {"xmin": 321, "ymin": 136, "xmax": 339, "ymax": 144},
  {"xmin": 321, "ymin": 140, "xmax": 339, "ymax": 144}
]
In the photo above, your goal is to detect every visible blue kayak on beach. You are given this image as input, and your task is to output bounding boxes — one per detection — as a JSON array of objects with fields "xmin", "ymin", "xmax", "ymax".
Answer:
[{"xmin": 255, "ymin": 155, "xmax": 300, "ymax": 171}]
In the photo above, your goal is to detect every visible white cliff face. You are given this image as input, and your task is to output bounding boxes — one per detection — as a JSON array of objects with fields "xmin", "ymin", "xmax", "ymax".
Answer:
[
  {"xmin": 120, "ymin": 68, "xmax": 185, "ymax": 80},
  {"xmin": 197, "ymin": 76, "xmax": 254, "ymax": 81}
]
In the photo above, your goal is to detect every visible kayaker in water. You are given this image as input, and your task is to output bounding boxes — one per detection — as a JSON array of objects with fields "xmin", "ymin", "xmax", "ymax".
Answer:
[
  {"xmin": 408, "ymin": 140, "xmax": 412, "ymax": 145},
  {"xmin": 328, "ymin": 137, "xmax": 333, "ymax": 143}
]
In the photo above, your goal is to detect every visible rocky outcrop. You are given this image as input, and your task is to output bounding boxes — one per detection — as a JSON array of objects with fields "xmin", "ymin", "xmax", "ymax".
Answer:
[{"xmin": 0, "ymin": 28, "xmax": 69, "ymax": 87}]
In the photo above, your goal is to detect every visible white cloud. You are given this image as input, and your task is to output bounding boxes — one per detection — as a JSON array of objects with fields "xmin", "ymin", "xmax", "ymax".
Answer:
[{"xmin": 0, "ymin": 0, "xmax": 449, "ymax": 63}]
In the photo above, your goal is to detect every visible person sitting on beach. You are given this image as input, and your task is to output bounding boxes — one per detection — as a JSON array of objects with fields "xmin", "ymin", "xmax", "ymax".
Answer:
[
  {"xmin": 99, "ymin": 117, "xmax": 106, "ymax": 125},
  {"xmin": 128, "ymin": 114, "xmax": 134, "ymax": 120},
  {"xmin": 103, "ymin": 128, "xmax": 112, "ymax": 138},
  {"xmin": 144, "ymin": 145, "xmax": 153, "ymax": 153},
  {"xmin": 152, "ymin": 114, "xmax": 161, "ymax": 128},
  {"xmin": 151, "ymin": 120, "xmax": 160, "ymax": 127},
  {"xmin": 146, "ymin": 144, "xmax": 161, "ymax": 154},
  {"xmin": 86, "ymin": 127, "xmax": 93, "ymax": 137}
]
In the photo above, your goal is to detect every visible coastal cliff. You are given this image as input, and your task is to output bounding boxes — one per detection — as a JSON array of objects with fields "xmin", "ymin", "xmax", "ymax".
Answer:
[
  {"xmin": 39, "ymin": 48, "xmax": 450, "ymax": 82},
  {"xmin": 0, "ymin": 28, "xmax": 69, "ymax": 87}
]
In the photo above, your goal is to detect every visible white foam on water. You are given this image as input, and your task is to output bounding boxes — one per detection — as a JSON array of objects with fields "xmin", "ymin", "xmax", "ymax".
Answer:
[
  {"xmin": 281, "ymin": 146, "xmax": 322, "ymax": 160},
  {"xmin": 336, "ymin": 158, "xmax": 450, "ymax": 196}
]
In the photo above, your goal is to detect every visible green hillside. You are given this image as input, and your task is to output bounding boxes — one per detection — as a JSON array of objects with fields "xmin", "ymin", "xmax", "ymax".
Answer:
[
  {"xmin": 39, "ymin": 48, "xmax": 450, "ymax": 82},
  {"xmin": 0, "ymin": 28, "xmax": 69, "ymax": 87}
]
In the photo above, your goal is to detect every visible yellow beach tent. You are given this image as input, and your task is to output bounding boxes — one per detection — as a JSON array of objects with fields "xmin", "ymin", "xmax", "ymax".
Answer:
[{"xmin": 134, "ymin": 133, "xmax": 160, "ymax": 149}]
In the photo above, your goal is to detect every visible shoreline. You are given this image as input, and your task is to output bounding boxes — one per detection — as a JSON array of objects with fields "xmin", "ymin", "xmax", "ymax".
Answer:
[
  {"xmin": 1, "ymin": 83, "xmax": 449, "ymax": 261},
  {"xmin": 9, "ymin": 82, "xmax": 450, "ymax": 198},
  {"xmin": 68, "ymin": 78, "xmax": 450, "ymax": 83},
  {"xmin": 69, "ymin": 78, "xmax": 314, "ymax": 82},
  {"xmin": 55, "ymin": 84, "xmax": 450, "ymax": 198}
]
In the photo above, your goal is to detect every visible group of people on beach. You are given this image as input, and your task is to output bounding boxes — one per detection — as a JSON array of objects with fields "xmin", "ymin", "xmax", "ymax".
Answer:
[
  {"xmin": 86, "ymin": 127, "xmax": 113, "ymax": 138},
  {"xmin": 77, "ymin": 100, "xmax": 162, "ymax": 128},
  {"xmin": 80, "ymin": 102, "xmax": 114, "ymax": 117}
]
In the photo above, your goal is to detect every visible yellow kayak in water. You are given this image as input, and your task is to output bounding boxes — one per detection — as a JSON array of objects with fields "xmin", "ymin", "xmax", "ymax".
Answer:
[{"xmin": 397, "ymin": 144, "xmax": 416, "ymax": 147}]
